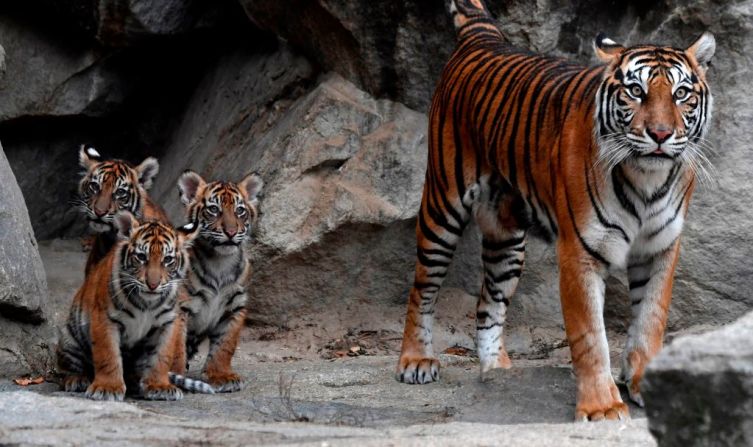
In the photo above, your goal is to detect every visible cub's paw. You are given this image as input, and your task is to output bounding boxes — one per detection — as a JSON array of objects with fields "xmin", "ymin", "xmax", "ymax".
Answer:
[
  {"xmin": 207, "ymin": 373, "xmax": 245, "ymax": 393},
  {"xmin": 85, "ymin": 381, "xmax": 126, "ymax": 402},
  {"xmin": 63, "ymin": 375, "xmax": 91, "ymax": 392},
  {"xmin": 396, "ymin": 356, "xmax": 440, "ymax": 384},
  {"xmin": 142, "ymin": 383, "xmax": 184, "ymax": 401},
  {"xmin": 575, "ymin": 401, "xmax": 630, "ymax": 422}
]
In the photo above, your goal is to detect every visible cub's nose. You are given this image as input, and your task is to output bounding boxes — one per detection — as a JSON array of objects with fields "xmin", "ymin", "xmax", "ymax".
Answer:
[
  {"xmin": 147, "ymin": 280, "xmax": 160, "ymax": 291},
  {"xmin": 225, "ymin": 227, "xmax": 237, "ymax": 238},
  {"xmin": 94, "ymin": 207, "xmax": 107, "ymax": 217},
  {"xmin": 647, "ymin": 127, "xmax": 672, "ymax": 144}
]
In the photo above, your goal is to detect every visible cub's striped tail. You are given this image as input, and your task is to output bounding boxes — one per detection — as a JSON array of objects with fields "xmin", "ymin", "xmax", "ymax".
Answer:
[
  {"xmin": 169, "ymin": 372, "xmax": 215, "ymax": 394},
  {"xmin": 449, "ymin": 0, "xmax": 499, "ymax": 39}
]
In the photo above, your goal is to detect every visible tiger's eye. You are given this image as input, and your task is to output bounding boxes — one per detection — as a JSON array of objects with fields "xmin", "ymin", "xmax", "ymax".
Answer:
[
  {"xmin": 114, "ymin": 188, "xmax": 128, "ymax": 200},
  {"xmin": 674, "ymin": 87, "xmax": 689, "ymax": 100},
  {"xmin": 206, "ymin": 205, "xmax": 220, "ymax": 215},
  {"xmin": 629, "ymin": 85, "xmax": 643, "ymax": 98},
  {"xmin": 135, "ymin": 252, "xmax": 147, "ymax": 263},
  {"xmin": 88, "ymin": 182, "xmax": 99, "ymax": 194},
  {"xmin": 236, "ymin": 206, "xmax": 247, "ymax": 217},
  {"xmin": 163, "ymin": 255, "xmax": 174, "ymax": 265}
]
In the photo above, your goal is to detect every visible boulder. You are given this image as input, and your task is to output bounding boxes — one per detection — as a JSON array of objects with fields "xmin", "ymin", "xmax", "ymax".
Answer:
[
  {"xmin": 642, "ymin": 311, "xmax": 753, "ymax": 446},
  {"xmin": 0, "ymin": 143, "xmax": 55, "ymax": 377},
  {"xmin": 46, "ymin": 0, "xmax": 234, "ymax": 46},
  {"xmin": 0, "ymin": 12, "xmax": 130, "ymax": 122}
]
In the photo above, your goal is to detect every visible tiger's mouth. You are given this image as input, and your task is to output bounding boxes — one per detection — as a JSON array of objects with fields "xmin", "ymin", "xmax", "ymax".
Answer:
[{"xmin": 88, "ymin": 218, "xmax": 112, "ymax": 233}]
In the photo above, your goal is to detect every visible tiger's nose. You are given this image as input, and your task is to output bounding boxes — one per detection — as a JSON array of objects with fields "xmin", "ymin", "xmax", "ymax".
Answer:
[
  {"xmin": 94, "ymin": 207, "xmax": 107, "ymax": 217},
  {"xmin": 647, "ymin": 127, "xmax": 672, "ymax": 144},
  {"xmin": 225, "ymin": 227, "xmax": 237, "ymax": 238},
  {"xmin": 147, "ymin": 280, "xmax": 160, "ymax": 291}
]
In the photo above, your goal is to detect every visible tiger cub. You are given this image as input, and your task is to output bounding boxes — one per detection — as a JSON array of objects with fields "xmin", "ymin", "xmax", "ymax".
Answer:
[
  {"xmin": 177, "ymin": 170, "xmax": 263, "ymax": 392},
  {"xmin": 77, "ymin": 146, "xmax": 169, "ymax": 274},
  {"xmin": 56, "ymin": 211, "xmax": 212, "ymax": 401}
]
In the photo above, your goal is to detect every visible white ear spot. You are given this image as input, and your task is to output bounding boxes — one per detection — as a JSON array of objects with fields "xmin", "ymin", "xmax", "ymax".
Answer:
[
  {"xmin": 182, "ymin": 222, "xmax": 195, "ymax": 231},
  {"xmin": 86, "ymin": 147, "xmax": 101, "ymax": 158},
  {"xmin": 602, "ymin": 37, "xmax": 617, "ymax": 46}
]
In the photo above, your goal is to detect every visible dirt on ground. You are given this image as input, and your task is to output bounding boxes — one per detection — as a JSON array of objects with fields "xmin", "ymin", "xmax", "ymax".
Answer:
[{"xmin": 0, "ymin": 239, "xmax": 655, "ymax": 446}]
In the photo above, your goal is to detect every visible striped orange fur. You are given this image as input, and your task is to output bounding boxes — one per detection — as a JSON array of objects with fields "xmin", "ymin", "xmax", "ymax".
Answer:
[{"xmin": 397, "ymin": 0, "xmax": 714, "ymax": 421}]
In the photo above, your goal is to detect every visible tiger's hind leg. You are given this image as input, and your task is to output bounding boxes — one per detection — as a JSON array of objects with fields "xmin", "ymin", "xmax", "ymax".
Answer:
[
  {"xmin": 396, "ymin": 179, "xmax": 476, "ymax": 384},
  {"xmin": 56, "ymin": 312, "xmax": 93, "ymax": 392},
  {"xmin": 474, "ymin": 185, "xmax": 527, "ymax": 378}
]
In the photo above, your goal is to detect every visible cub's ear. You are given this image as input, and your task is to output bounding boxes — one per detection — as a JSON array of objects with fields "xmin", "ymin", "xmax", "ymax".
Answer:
[
  {"xmin": 593, "ymin": 33, "xmax": 625, "ymax": 64},
  {"xmin": 177, "ymin": 221, "xmax": 200, "ymax": 247},
  {"xmin": 79, "ymin": 145, "xmax": 101, "ymax": 170},
  {"xmin": 686, "ymin": 31, "xmax": 715, "ymax": 70},
  {"xmin": 177, "ymin": 170, "xmax": 206, "ymax": 206},
  {"xmin": 240, "ymin": 173, "xmax": 264, "ymax": 206},
  {"xmin": 113, "ymin": 211, "xmax": 139, "ymax": 240},
  {"xmin": 135, "ymin": 157, "xmax": 160, "ymax": 190}
]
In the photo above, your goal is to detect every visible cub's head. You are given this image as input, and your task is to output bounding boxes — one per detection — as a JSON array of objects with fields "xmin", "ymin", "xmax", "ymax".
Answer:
[
  {"xmin": 112, "ymin": 211, "xmax": 199, "ymax": 297},
  {"xmin": 78, "ymin": 146, "xmax": 160, "ymax": 233},
  {"xmin": 594, "ymin": 32, "xmax": 715, "ymax": 172},
  {"xmin": 177, "ymin": 171, "xmax": 263, "ymax": 253}
]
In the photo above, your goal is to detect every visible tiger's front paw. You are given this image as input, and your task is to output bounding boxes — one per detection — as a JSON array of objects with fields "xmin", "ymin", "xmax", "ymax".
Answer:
[
  {"xmin": 396, "ymin": 355, "xmax": 440, "ymax": 384},
  {"xmin": 207, "ymin": 372, "xmax": 245, "ymax": 393},
  {"xmin": 63, "ymin": 375, "xmax": 91, "ymax": 393},
  {"xmin": 85, "ymin": 380, "xmax": 126, "ymax": 401},
  {"xmin": 575, "ymin": 376, "xmax": 630, "ymax": 422},
  {"xmin": 142, "ymin": 382, "xmax": 184, "ymax": 401}
]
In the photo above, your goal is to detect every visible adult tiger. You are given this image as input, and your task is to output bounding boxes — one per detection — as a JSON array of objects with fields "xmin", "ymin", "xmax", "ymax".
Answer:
[
  {"xmin": 396, "ymin": 0, "xmax": 715, "ymax": 421},
  {"xmin": 76, "ymin": 146, "xmax": 169, "ymax": 274}
]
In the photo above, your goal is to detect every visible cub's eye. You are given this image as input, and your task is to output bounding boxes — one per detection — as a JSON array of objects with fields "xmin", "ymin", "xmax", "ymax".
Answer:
[
  {"xmin": 88, "ymin": 182, "xmax": 99, "ymax": 194},
  {"xmin": 206, "ymin": 205, "xmax": 220, "ymax": 215},
  {"xmin": 236, "ymin": 206, "xmax": 247, "ymax": 217},
  {"xmin": 134, "ymin": 252, "xmax": 147, "ymax": 263},
  {"xmin": 674, "ymin": 87, "xmax": 689, "ymax": 100},
  {"xmin": 628, "ymin": 84, "xmax": 644, "ymax": 98},
  {"xmin": 163, "ymin": 255, "xmax": 174, "ymax": 266},
  {"xmin": 114, "ymin": 188, "xmax": 128, "ymax": 200}
]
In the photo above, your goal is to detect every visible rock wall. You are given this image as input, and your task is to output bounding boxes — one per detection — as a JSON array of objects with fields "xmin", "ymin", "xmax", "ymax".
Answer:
[
  {"xmin": 0, "ymin": 142, "xmax": 55, "ymax": 376},
  {"xmin": 0, "ymin": 0, "xmax": 751, "ymax": 365}
]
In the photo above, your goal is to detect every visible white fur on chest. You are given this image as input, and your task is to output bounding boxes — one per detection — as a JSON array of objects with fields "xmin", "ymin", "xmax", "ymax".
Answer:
[
  {"xmin": 187, "ymin": 247, "xmax": 248, "ymax": 335},
  {"xmin": 110, "ymin": 298, "xmax": 174, "ymax": 348},
  {"xmin": 581, "ymin": 165, "xmax": 689, "ymax": 269}
]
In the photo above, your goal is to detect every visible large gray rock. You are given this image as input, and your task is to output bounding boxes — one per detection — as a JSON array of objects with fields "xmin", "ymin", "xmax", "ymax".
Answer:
[
  {"xmin": 0, "ymin": 143, "xmax": 54, "ymax": 377},
  {"xmin": 0, "ymin": 13, "xmax": 131, "ymax": 121},
  {"xmin": 0, "ymin": 144, "xmax": 47, "ymax": 319},
  {"xmin": 239, "ymin": 0, "xmax": 455, "ymax": 111},
  {"xmin": 642, "ymin": 311, "xmax": 753, "ymax": 446}
]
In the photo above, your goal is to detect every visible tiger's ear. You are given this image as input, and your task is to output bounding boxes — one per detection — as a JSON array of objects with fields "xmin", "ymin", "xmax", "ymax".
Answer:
[
  {"xmin": 135, "ymin": 157, "xmax": 160, "ymax": 190},
  {"xmin": 240, "ymin": 173, "xmax": 263, "ymax": 206},
  {"xmin": 593, "ymin": 33, "xmax": 625, "ymax": 64},
  {"xmin": 686, "ymin": 31, "xmax": 715, "ymax": 70},
  {"xmin": 177, "ymin": 221, "xmax": 200, "ymax": 247},
  {"xmin": 177, "ymin": 170, "xmax": 206, "ymax": 206},
  {"xmin": 79, "ymin": 145, "xmax": 101, "ymax": 170},
  {"xmin": 113, "ymin": 211, "xmax": 139, "ymax": 240}
]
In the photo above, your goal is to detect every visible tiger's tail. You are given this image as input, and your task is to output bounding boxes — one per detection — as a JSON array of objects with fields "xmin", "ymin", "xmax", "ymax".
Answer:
[
  {"xmin": 450, "ymin": 0, "xmax": 501, "ymax": 40},
  {"xmin": 168, "ymin": 372, "xmax": 215, "ymax": 394}
]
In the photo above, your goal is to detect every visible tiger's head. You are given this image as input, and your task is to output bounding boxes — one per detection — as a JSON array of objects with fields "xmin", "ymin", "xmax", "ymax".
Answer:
[
  {"xmin": 112, "ymin": 211, "xmax": 199, "ymax": 299},
  {"xmin": 593, "ymin": 32, "xmax": 715, "ymax": 173},
  {"xmin": 78, "ymin": 146, "xmax": 160, "ymax": 233},
  {"xmin": 177, "ymin": 171, "xmax": 263, "ymax": 254}
]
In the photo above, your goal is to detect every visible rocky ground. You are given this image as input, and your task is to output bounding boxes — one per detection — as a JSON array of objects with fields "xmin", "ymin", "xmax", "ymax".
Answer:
[{"xmin": 0, "ymin": 239, "xmax": 653, "ymax": 446}]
